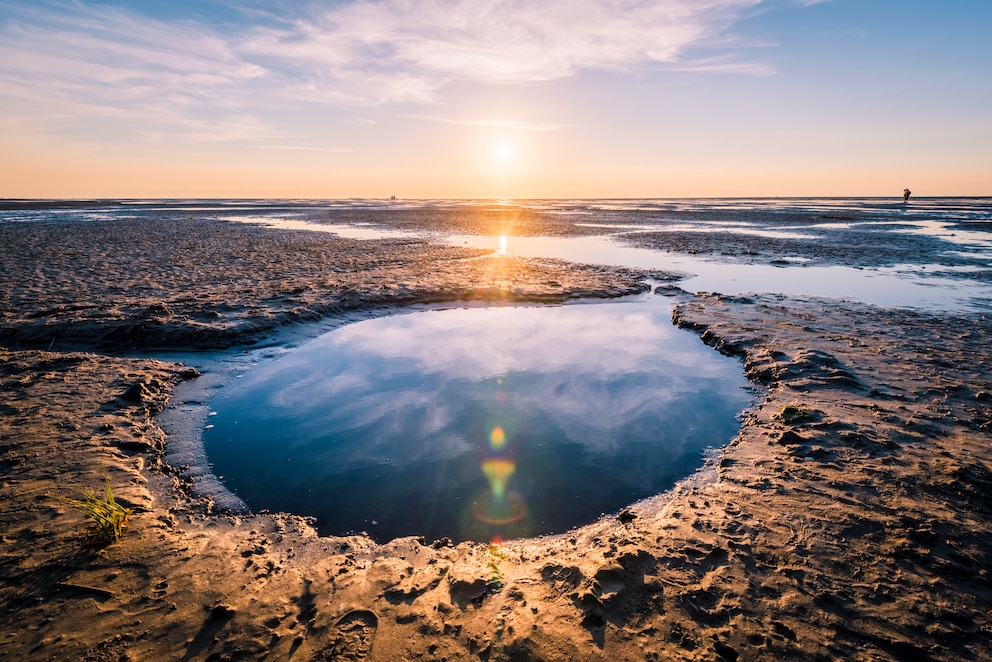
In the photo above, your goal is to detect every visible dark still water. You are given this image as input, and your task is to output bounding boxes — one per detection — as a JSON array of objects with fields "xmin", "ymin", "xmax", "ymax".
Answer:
[{"xmin": 203, "ymin": 297, "xmax": 751, "ymax": 543}]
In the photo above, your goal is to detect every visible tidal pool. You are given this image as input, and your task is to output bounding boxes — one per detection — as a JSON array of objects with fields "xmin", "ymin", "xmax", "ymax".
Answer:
[{"xmin": 203, "ymin": 297, "xmax": 752, "ymax": 543}]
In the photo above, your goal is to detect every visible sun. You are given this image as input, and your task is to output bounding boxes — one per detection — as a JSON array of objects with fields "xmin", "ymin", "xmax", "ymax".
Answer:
[
  {"xmin": 495, "ymin": 141, "xmax": 510, "ymax": 164},
  {"xmin": 490, "ymin": 136, "xmax": 514, "ymax": 198}
]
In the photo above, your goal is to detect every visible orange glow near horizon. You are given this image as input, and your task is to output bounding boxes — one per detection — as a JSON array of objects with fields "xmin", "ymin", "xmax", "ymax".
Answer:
[
  {"xmin": 2, "ymin": 124, "xmax": 989, "ymax": 199},
  {"xmin": 4, "ymin": 154, "xmax": 989, "ymax": 199}
]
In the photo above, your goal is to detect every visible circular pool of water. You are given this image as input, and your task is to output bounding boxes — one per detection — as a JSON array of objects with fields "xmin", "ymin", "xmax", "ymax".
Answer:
[{"xmin": 203, "ymin": 296, "xmax": 752, "ymax": 543}]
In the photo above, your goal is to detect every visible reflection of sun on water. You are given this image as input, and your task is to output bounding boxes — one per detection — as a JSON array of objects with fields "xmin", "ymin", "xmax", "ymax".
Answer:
[{"xmin": 498, "ymin": 235, "xmax": 507, "ymax": 254}]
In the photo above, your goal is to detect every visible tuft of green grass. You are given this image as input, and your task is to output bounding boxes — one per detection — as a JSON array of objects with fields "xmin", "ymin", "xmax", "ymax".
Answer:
[
  {"xmin": 486, "ymin": 544, "xmax": 509, "ymax": 594},
  {"xmin": 68, "ymin": 475, "xmax": 133, "ymax": 544},
  {"xmin": 780, "ymin": 404, "xmax": 810, "ymax": 424}
]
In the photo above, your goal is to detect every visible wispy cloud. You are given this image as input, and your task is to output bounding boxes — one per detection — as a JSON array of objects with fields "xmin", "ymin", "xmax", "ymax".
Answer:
[
  {"xmin": 0, "ymin": 1, "xmax": 268, "ymax": 144},
  {"xmin": 250, "ymin": 145, "xmax": 356, "ymax": 153},
  {"xmin": 400, "ymin": 115, "xmax": 567, "ymax": 131},
  {"xmin": 246, "ymin": 0, "xmax": 763, "ymax": 101},
  {"xmin": 0, "ymin": 0, "xmax": 764, "ymax": 144},
  {"xmin": 663, "ymin": 54, "xmax": 775, "ymax": 75}
]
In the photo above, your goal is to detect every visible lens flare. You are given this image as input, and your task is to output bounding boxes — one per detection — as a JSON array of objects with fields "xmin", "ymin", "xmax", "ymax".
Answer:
[
  {"xmin": 467, "ymin": 377, "xmax": 531, "ymax": 534},
  {"xmin": 489, "ymin": 426, "xmax": 506, "ymax": 450},
  {"xmin": 481, "ymin": 459, "xmax": 515, "ymax": 500},
  {"xmin": 472, "ymin": 492, "xmax": 527, "ymax": 525}
]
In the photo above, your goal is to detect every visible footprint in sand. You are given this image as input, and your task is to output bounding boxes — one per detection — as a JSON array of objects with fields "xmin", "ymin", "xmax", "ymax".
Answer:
[
  {"xmin": 320, "ymin": 610, "xmax": 378, "ymax": 661},
  {"xmin": 151, "ymin": 580, "xmax": 168, "ymax": 599}
]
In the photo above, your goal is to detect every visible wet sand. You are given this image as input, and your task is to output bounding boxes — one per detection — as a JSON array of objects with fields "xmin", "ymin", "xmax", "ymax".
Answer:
[{"xmin": 1, "ymin": 210, "xmax": 991, "ymax": 660}]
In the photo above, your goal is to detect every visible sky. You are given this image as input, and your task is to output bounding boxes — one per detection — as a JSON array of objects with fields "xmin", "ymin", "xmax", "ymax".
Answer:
[{"xmin": 0, "ymin": 0, "xmax": 989, "ymax": 199}]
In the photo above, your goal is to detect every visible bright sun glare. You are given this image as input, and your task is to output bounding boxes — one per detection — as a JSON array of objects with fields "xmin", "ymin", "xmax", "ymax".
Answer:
[{"xmin": 496, "ymin": 142, "xmax": 510, "ymax": 163}]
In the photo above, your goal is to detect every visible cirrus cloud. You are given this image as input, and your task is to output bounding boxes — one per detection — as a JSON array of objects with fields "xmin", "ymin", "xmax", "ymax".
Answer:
[
  {"xmin": 0, "ymin": 0, "xmax": 764, "ymax": 145},
  {"xmin": 246, "ymin": 0, "xmax": 763, "ymax": 101}
]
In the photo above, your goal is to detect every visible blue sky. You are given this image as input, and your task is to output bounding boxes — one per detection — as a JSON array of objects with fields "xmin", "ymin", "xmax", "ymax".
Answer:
[{"xmin": 1, "ymin": 0, "xmax": 989, "ymax": 198}]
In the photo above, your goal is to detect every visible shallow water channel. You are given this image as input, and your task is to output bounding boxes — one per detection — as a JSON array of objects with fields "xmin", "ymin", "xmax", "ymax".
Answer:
[
  {"xmin": 226, "ymin": 214, "xmax": 992, "ymax": 311},
  {"xmin": 203, "ymin": 295, "xmax": 752, "ymax": 543}
]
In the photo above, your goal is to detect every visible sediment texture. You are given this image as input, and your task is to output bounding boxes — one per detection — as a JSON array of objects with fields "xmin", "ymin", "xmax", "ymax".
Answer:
[{"xmin": 1, "ymin": 215, "xmax": 990, "ymax": 660}]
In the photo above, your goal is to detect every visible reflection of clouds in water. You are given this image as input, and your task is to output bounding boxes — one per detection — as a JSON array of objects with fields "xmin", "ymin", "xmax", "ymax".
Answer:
[
  {"xmin": 286, "ymin": 383, "xmax": 470, "ymax": 464},
  {"xmin": 222, "ymin": 302, "xmax": 747, "ymax": 465},
  {"xmin": 326, "ymin": 303, "xmax": 724, "ymax": 378},
  {"xmin": 499, "ymin": 372, "xmax": 741, "ymax": 458},
  {"xmin": 206, "ymin": 300, "xmax": 752, "ymax": 540}
]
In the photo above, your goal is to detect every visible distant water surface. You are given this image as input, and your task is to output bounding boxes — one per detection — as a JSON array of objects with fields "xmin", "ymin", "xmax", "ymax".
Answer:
[
  {"xmin": 0, "ymin": 198, "xmax": 992, "ymax": 311},
  {"xmin": 3, "ymin": 197, "xmax": 989, "ymax": 310}
]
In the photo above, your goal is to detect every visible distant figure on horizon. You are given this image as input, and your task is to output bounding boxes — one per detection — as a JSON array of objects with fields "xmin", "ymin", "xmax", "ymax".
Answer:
[{"xmin": 903, "ymin": 188, "xmax": 912, "ymax": 203}]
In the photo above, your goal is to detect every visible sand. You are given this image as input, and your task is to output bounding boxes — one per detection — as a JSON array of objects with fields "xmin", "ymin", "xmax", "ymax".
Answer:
[
  {"xmin": 0, "ymin": 216, "xmax": 667, "ymax": 352},
  {"xmin": 1, "ymin": 211, "xmax": 991, "ymax": 661}
]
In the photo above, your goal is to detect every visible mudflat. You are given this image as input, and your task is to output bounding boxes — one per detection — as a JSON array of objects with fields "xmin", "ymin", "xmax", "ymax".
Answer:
[{"xmin": 1, "ymin": 208, "xmax": 990, "ymax": 661}]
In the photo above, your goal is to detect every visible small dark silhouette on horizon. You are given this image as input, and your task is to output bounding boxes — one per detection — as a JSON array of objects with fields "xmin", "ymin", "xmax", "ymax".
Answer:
[{"xmin": 903, "ymin": 188, "xmax": 912, "ymax": 203}]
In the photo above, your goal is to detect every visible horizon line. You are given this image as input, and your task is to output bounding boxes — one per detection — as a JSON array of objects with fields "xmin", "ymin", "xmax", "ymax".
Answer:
[{"xmin": 2, "ymin": 195, "xmax": 988, "ymax": 203}]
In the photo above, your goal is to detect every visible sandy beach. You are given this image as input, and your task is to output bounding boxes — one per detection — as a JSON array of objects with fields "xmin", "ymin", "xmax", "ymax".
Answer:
[{"xmin": 2, "ymin": 207, "xmax": 991, "ymax": 661}]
